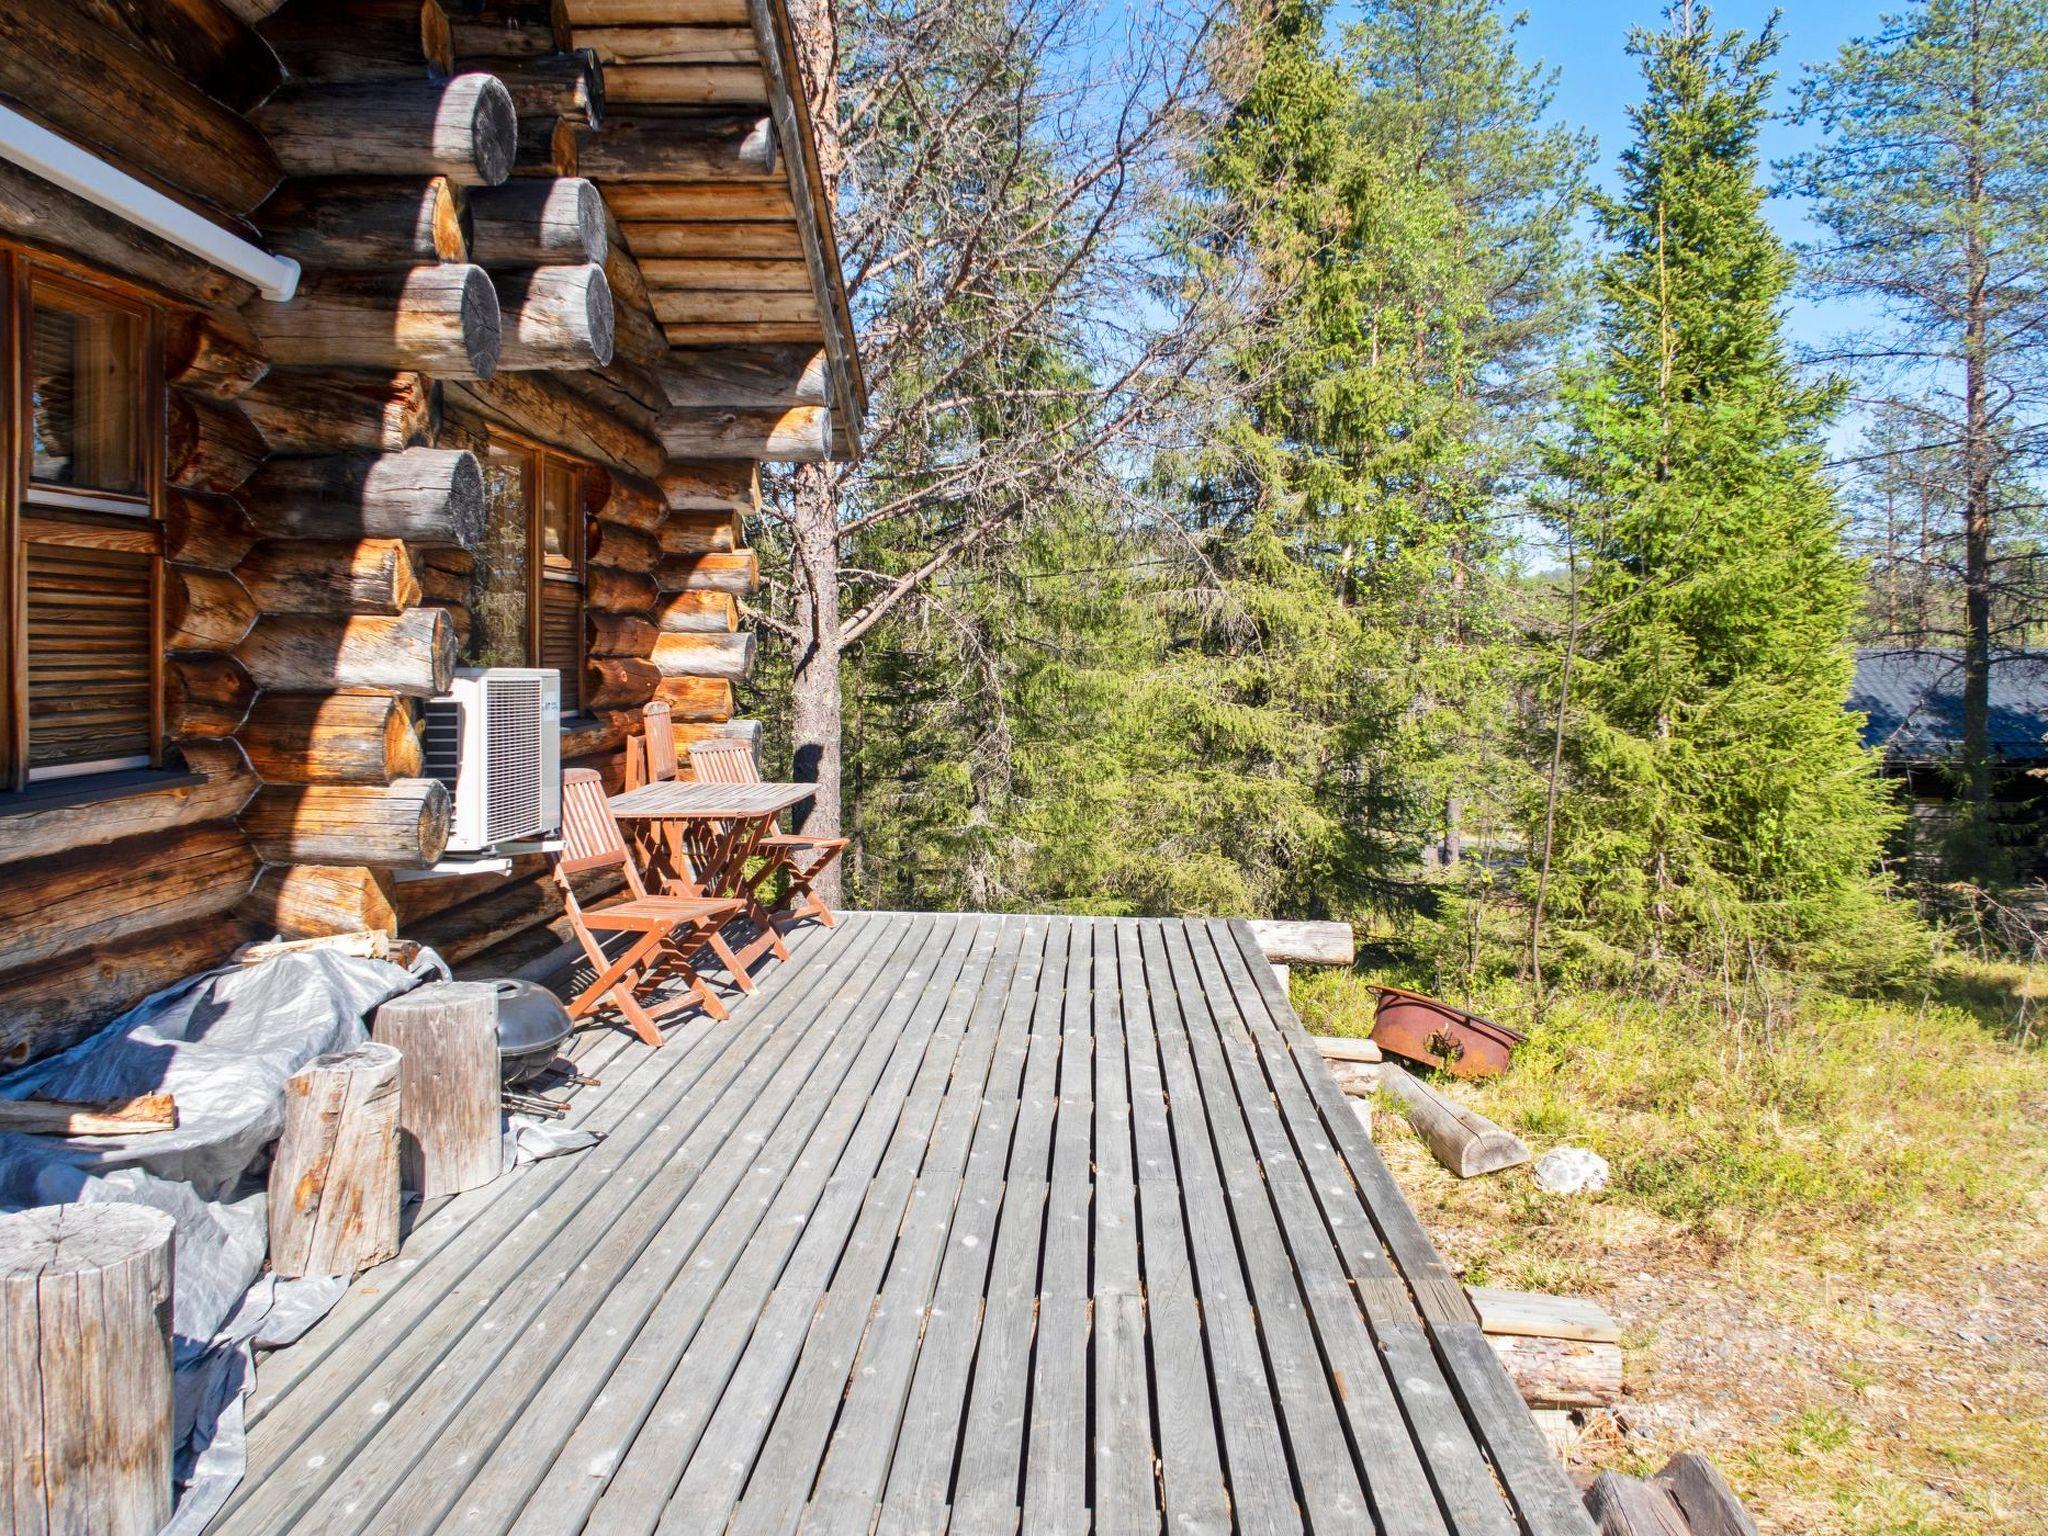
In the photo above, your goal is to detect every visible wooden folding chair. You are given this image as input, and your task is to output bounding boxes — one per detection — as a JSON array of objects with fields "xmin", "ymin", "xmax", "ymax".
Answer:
[
  {"xmin": 687, "ymin": 737, "xmax": 848, "ymax": 928},
  {"xmin": 553, "ymin": 768, "xmax": 751, "ymax": 1045}
]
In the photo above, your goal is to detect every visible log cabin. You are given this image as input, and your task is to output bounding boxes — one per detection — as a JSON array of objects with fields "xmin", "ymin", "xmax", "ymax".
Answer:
[{"xmin": 0, "ymin": 0, "xmax": 862, "ymax": 1067}]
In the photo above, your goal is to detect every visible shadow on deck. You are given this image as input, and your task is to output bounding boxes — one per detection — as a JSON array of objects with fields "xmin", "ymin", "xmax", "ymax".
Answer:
[{"xmin": 211, "ymin": 911, "xmax": 1594, "ymax": 1535}]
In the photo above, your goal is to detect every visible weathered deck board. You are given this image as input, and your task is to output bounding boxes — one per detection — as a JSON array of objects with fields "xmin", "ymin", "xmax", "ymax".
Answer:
[{"xmin": 215, "ymin": 911, "xmax": 1597, "ymax": 1536}]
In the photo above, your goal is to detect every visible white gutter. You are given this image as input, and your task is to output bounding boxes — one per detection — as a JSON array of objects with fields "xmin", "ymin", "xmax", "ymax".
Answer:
[{"xmin": 0, "ymin": 103, "xmax": 300, "ymax": 301}]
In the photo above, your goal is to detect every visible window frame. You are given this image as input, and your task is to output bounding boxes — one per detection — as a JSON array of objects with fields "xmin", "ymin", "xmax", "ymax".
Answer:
[
  {"xmin": 1, "ymin": 246, "xmax": 167, "ymax": 792},
  {"xmin": 485, "ymin": 429, "xmax": 590, "ymax": 716}
]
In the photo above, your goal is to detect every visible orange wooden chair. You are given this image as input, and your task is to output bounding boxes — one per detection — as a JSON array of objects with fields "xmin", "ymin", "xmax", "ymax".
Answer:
[
  {"xmin": 553, "ymin": 767, "xmax": 750, "ymax": 1045},
  {"xmin": 687, "ymin": 737, "xmax": 847, "ymax": 928}
]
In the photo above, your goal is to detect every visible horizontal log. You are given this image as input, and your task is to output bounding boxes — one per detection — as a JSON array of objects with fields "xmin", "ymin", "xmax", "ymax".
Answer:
[
  {"xmin": 1488, "ymin": 1335, "xmax": 1623, "ymax": 1410},
  {"xmin": 166, "ymin": 566, "xmax": 257, "ymax": 652},
  {"xmin": 655, "ymin": 549, "xmax": 759, "ymax": 594},
  {"xmin": 493, "ymin": 262, "xmax": 615, "ymax": 370},
  {"xmin": 467, "ymin": 178, "xmax": 605, "ymax": 266},
  {"xmin": 245, "ymin": 265, "xmax": 502, "ymax": 378},
  {"xmin": 673, "ymin": 716, "xmax": 759, "ymax": 751},
  {"xmin": 1375, "ymin": 1066, "xmax": 1530, "ymax": 1177},
  {"xmin": 446, "ymin": 8, "xmax": 563, "ymax": 58},
  {"xmin": 584, "ymin": 655, "xmax": 659, "ymax": 709},
  {"xmin": 167, "ymin": 391, "xmax": 266, "ymax": 494},
  {"xmin": 653, "ymin": 674, "xmax": 734, "ymax": 720},
  {"xmin": 0, "ymin": 741, "xmax": 255, "ymax": 869},
  {"xmin": 585, "ymin": 565, "xmax": 656, "ymax": 613},
  {"xmin": 654, "ymin": 588, "xmax": 737, "ymax": 632},
  {"xmin": 168, "ymin": 654, "xmax": 255, "ymax": 739},
  {"xmin": 0, "ymin": 915, "xmax": 256, "ymax": 1068},
  {"xmin": 606, "ymin": 182, "xmax": 793, "ymax": 222},
  {"xmin": 242, "ymin": 779, "xmax": 452, "ymax": 867},
  {"xmin": 241, "ymin": 448, "xmax": 486, "ymax": 548},
  {"xmin": 68, "ymin": 0, "xmax": 283, "ymax": 112},
  {"xmin": 581, "ymin": 25, "xmax": 752, "ymax": 63},
  {"xmin": 0, "ymin": 161, "xmax": 254, "ymax": 310},
  {"xmin": 661, "ymin": 322, "xmax": 826, "ymax": 346},
  {"xmin": 239, "ymin": 370, "xmax": 440, "ymax": 454},
  {"xmin": 391, "ymin": 853, "xmax": 544, "ymax": 926},
  {"xmin": 165, "ymin": 310, "xmax": 268, "ymax": 399},
  {"xmin": 1658, "ymin": 1453, "xmax": 1760, "ymax": 1536},
  {"xmin": 561, "ymin": 713, "xmax": 628, "ymax": 760},
  {"xmin": 512, "ymin": 114, "xmax": 579, "ymax": 178},
  {"xmin": 597, "ymin": 467, "xmax": 666, "ymax": 528},
  {"xmin": 478, "ymin": 49, "xmax": 604, "ymax": 126},
  {"xmin": 657, "ymin": 346, "xmax": 826, "ymax": 409},
  {"xmin": 597, "ymin": 206, "xmax": 668, "ymax": 367},
  {"xmin": 650, "ymin": 291, "xmax": 820, "ymax": 327},
  {"xmin": 564, "ymin": 0, "xmax": 746, "ymax": 20},
  {"xmin": 0, "ymin": 1093, "xmax": 177, "ymax": 1136},
  {"xmin": 1584, "ymin": 1473, "xmax": 1688, "ymax": 1536},
  {"xmin": 413, "ymin": 555, "xmax": 471, "ymax": 604},
  {"xmin": 262, "ymin": 0, "xmax": 456, "ymax": 80},
  {"xmin": 651, "ymin": 629, "xmax": 753, "ymax": 680},
  {"xmin": 1246, "ymin": 919, "xmax": 1355, "ymax": 967},
  {"xmin": 658, "ymin": 510, "xmax": 742, "ymax": 554},
  {"xmin": 164, "ymin": 491, "xmax": 257, "ymax": 571},
  {"xmin": 241, "ymin": 690, "xmax": 424, "ymax": 784},
  {"xmin": 602, "ymin": 64, "xmax": 767, "ymax": 107},
  {"xmin": 659, "ymin": 460, "xmax": 758, "ymax": 512},
  {"xmin": 237, "ymin": 538, "xmax": 423, "ymax": 614},
  {"xmin": 587, "ymin": 612, "xmax": 657, "ymax": 656},
  {"xmin": 658, "ymin": 404, "xmax": 829, "ymax": 461},
  {"xmin": 572, "ymin": 112, "xmax": 773, "ymax": 179},
  {"xmin": 447, "ymin": 373, "xmax": 662, "ymax": 478},
  {"xmin": 238, "ymin": 608, "xmax": 457, "ymax": 696},
  {"xmin": 587, "ymin": 519, "xmax": 659, "ymax": 572},
  {"xmin": 620, "ymin": 219, "xmax": 797, "ymax": 259},
  {"xmin": 408, "ymin": 865, "xmax": 622, "ymax": 966},
  {"xmin": 255, "ymin": 73, "xmax": 518, "ymax": 185},
  {"xmin": 0, "ymin": 823, "xmax": 259, "ymax": 976},
  {"xmin": 256, "ymin": 177, "xmax": 470, "ymax": 268},
  {"xmin": 640, "ymin": 257, "xmax": 811, "ymax": 291},
  {"xmin": 242, "ymin": 864, "xmax": 400, "ymax": 938},
  {"xmin": 0, "ymin": 0, "xmax": 283, "ymax": 217}
]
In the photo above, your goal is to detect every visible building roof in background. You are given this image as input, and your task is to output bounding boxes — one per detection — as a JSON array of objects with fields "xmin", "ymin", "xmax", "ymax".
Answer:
[{"xmin": 1851, "ymin": 648, "xmax": 2048, "ymax": 762}]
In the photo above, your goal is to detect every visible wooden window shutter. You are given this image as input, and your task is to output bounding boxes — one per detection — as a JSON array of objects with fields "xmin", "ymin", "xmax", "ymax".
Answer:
[{"xmin": 22, "ymin": 539, "xmax": 156, "ymax": 772}]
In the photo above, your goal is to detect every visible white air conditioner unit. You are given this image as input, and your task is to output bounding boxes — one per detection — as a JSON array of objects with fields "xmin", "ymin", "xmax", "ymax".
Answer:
[{"xmin": 424, "ymin": 668, "xmax": 562, "ymax": 854}]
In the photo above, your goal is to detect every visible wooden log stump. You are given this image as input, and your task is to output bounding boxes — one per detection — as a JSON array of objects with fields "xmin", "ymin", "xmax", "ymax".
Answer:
[
  {"xmin": 269, "ymin": 1043, "xmax": 404, "ymax": 1279},
  {"xmin": 588, "ymin": 519, "xmax": 660, "ymax": 572},
  {"xmin": 585, "ymin": 565, "xmax": 657, "ymax": 614},
  {"xmin": 371, "ymin": 982, "xmax": 503, "ymax": 1197},
  {"xmin": 0, "ymin": 1203, "xmax": 175, "ymax": 1536},
  {"xmin": 587, "ymin": 612, "xmax": 658, "ymax": 657},
  {"xmin": 657, "ymin": 510, "xmax": 742, "ymax": 555},
  {"xmin": 1375, "ymin": 1065, "xmax": 1530, "ymax": 1177},
  {"xmin": 1247, "ymin": 918, "xmax": 1355, "ymax": 967}
]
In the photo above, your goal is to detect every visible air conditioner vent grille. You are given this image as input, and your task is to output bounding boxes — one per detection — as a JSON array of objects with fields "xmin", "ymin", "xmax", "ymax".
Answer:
[{"xmin": 485, "ymin": 674, "xmax": 546, "ymax": 843}]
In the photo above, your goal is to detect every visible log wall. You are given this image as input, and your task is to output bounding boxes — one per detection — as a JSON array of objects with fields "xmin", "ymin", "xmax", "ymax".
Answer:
[{"xmin": 0, "ymin": 0, "xmax": 807, "ymax": 1061}]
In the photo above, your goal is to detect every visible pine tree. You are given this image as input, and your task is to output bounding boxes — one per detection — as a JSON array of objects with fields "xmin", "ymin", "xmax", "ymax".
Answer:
[{"xmin": 1535, "ymin": 4, "xmax": 1901, "ymax": 970}]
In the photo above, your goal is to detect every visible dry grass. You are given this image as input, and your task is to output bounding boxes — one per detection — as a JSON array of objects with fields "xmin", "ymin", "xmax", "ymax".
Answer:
[{"xmin": 1295, "ymin": 959, "xmax": 2048, "ymax": 1536}]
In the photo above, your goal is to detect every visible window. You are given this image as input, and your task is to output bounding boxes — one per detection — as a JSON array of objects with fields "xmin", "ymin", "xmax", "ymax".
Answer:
[
  {"xmin": 3, "ymin": 252, "xmax": 163, "ymax": 788},
  {"xmin": 475, "ymin": 433, "xmax": 588, "ymax": 712}
]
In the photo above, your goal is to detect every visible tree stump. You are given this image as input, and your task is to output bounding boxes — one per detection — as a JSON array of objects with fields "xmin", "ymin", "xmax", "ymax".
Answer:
[
  {"xmin": 372, "ymin": 982, "xmax": 502, "ymax": 1197},
  {"xmin": 269, "ymin": 1042, "xmax": 403, "ymax": 1278},
  {"xmin": 1, "ymin": 1203, "xmax": 175, "ymax": 1536}
]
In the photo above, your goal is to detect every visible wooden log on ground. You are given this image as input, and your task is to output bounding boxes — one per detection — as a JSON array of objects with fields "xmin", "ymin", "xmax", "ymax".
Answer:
[
  {"xmin": 0, "ymin": 824, "xmax": 258, "ymax": 975},
  {"xmin": 588, "ymin": 519, "xmax": 659, "ymax": 572},
  {"xmin": 657, "ymin": 404, "xmax": 829, "ymax": 461},
  {"xmin": 585, "ymin": 565, "xmax": 656, "ymax": 613},
  {"xmin": 1487, "ymin": 1333, "xmax": 1623, "ymax": 1410},
  {"xmin": 243, "ymin": 863, "xmax": 400, "ymax": 938},
  {"xmin": 654, "ymin": 588, "xmax": 737, "ymax": 632},
  {"xmin": 447, "ymin": 374, "xmax": 663, "ymax": 478},
  {"xmin": 166, "ymin": 391, "xmax": 266, "ymax": 494},
  {"xmin": 0, "ymin": 1203, "xmax": 175, "ymax": 1536},
  {"xmin": 256, "ymin": 177, "xmax": 470, "ymax": 269},
  {"xmin": 269, "ymin": 1043, "xmax": 404, "ymax": 1279},
  {"xmin": 0, "ymin": 0, "xmax": 282, "ymax": 218},
  {"xmin": 659, "ymin": 459, "xmax": 758, "ymax": 512},
  {"xmin": 165, "ymin": 310, "xmax": 268, "ymax": 399},
  {"xmin": 165, "ymin": 566, "xmax": 257, "ymax": 653},
  {"xmin": 252, "ymin": 73, "xmax": 518, "ymax": 184},
  {"xmin": 239, "ymin": 370, "xmax": 440, "ymax": 455},
  {"xmin": 1585, "ymin": 1473, "xmax": 1689, "ymax": 1536},
  {"xmin": 1657, "ymin": 1453, "xmax": 1759, "ymax": 1536},
  {"xmin": 492, "ymin": 263, "xmax": 615, "ymax": 370},
  {"xmin": 1247, "ymin": 918, "xmax": 1355, "ymax": 967},
  {"xmin": 467, "ymin": 178, "xmax": 606, "ymax": 266},
  {"xmin": 68, "ymin": 0, "xmax": 283, "ymax": 113},
  {"xmin": 260, "ymin": 0, "xmax": 456, "ymax": 80},
  {"xmin": 237, "ymin": 538, "xmax": 423, "ymax": 615},
  {"xmin": 240, "ymin": 448, "xmax": 485, "ymax": 548},
  {"xmin": 0, "ymin": 1093, "xmax": 177, "ymax": 1136},
  {"xmin": 587, "ymin": 612, "xmax": 657, "ymax": 657},
  {"xmin": 237, "ymin": 608, "xmax": 456, "ymax": 696},
  {"xmin": 240, "ymin": 691, "xmax": 423, "ymax": 784},
  {"xmin": 1469, "ymin": 1286, "xmax": 1621, "ymax": 1345},
  {"xmin": 242, "ymin": 778, "xmax": 451, "ymax": 867},
  {"xmin": 585, "ymin": 655, "xmax": 660, "ymax": 709},
  {"xmin": 371, "ymin": 982, "xmax": 503, "ymax": 1196},
  {"xmin": 0, "ymin": 162, "xmax": 254, "ymax": 312},
  {"xmin": 658, "ymin": 509, "xmax": 741, "ymax": 554},
  {"xmin": 572, "ymin": 111, "xmax": 773, "ymax": 179},
  {"xmin": 1375, "ymin": 1065, "xmax": 1530, "ymax": 1177},
  {"xmin": 651, "ymin": 629, "xmax": 753, "ymax": 680},
  {"xmin": 653, "ymin": 674, "xmax": 733, "ymax": 720},
  {"xmin": 655, "ymin": 548, "xmax": 758, "ymax": 594},
  {"xmin": 163, "ymin": 491, "xmax": 257, "ymax": 571},
  {"xmin": 657, "ymin": 345, "xmax": 825, "ymax": 409},
  {"xmin": 0, "ymin": 918, "xmax": 256, "ymax": 1068},
  {"xmin": 246, "ymin": 266, "xmax": 502, "ymax": 378},
  {"xmin": 168, "ymin": 654, "xmax": 255, "ymax": 739}
]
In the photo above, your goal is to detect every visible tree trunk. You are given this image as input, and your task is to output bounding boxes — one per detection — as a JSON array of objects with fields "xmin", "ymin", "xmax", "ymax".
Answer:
[
  {"xmin": 786, "ymin": 463, "xmax": 844, "ymax": 905},
  {"xmin": 268, "ymin": 1043, "xmax": 403, "ymax": 1279},
  {"xmin": 1961, "ymin": 212, "xmax": 1995, "ymax": 846}
]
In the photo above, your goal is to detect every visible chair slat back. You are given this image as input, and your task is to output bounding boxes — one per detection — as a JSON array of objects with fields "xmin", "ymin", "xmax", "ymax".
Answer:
[
  {"xmin": 687, "ymin": 738, "xmax": 759, "ymax": 786},
  {"xmin": 642, "ymin": 699, "xmax": 680, "ymax": 783},
  {"xmin": 558, "ymin": 768, "xmax": 641, "ymax": 892}
]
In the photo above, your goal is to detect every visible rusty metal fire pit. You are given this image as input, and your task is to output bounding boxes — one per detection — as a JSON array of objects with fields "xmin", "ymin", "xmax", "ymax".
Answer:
[{"xmin": 1368, "ymin": 985, "xmax": 1524, "ymax": 1078}]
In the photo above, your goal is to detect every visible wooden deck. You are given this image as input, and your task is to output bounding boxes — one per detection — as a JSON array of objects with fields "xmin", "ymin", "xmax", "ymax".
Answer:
[{"xmin": 211, "ymin": 912, "xmax": 1595, "ymax": 1536}]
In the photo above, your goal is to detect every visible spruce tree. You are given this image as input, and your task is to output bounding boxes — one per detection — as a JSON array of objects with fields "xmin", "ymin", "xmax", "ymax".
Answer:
[{"xmin": 1537, "ymin": 4, "xmax": 1900, "ymax": 969}]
